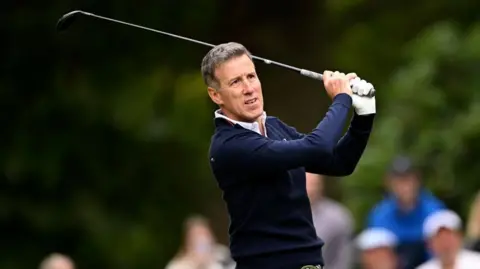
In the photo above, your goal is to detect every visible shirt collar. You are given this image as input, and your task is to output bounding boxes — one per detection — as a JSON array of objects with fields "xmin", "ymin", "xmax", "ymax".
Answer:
[{"xmin": 214, "ymin": 109, "xmax": 268, "ymax": 137}]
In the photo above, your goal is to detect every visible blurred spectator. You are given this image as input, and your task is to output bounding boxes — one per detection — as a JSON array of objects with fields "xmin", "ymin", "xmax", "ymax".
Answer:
[
  {"xmin": 416, "ymin": 209, "xmax": 480, "ymax": 269},
  {"xmin": 367, "ymin": 156, "xmax": 445, "ymax": 269},
  {"xmin": 355, "ymin": 228, "xmax": 399, "ymax": 269},
  {"xmin": 465, "ymin": 191, "xmax": 480, "ymax": 252},
  {"xmin": 165, "ymin": 215, "xmax": 235, "ymax": 269},
  {"xmin": 39, "ymin": 253, "xmax": 75, "ymax": 269},
  {"xmin": 306, "ymin": 172, "xmax": 354, "ymax": 269}
]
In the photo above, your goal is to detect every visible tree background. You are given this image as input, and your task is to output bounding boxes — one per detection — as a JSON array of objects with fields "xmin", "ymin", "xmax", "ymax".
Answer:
[{"xmin": 3, "ymin": 0, "xmax": 480, "ymax": 268}]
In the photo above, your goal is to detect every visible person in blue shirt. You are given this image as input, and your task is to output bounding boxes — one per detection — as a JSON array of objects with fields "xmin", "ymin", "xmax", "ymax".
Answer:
[
  {"xmin": 202, "ymin": 42, "xmax": 376, "ymax": 269},
  {"xmin": 367, "ymin": 156, "xmax": 445, "ymax": 269}
]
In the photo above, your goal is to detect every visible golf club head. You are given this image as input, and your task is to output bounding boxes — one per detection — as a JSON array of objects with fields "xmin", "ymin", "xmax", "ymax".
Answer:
[{"xmin": 56, "ymin": 10, "xmax": 87, "ymax": 32}]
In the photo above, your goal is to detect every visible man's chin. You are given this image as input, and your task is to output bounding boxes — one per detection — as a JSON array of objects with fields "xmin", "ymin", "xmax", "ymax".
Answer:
[
  {"xmin": 249, "ymin": 110, "xmax": 264, "ymax": 121},
  {"xmin": 237, "ymin": 108, "xmax": 264, "ymax": 122}
]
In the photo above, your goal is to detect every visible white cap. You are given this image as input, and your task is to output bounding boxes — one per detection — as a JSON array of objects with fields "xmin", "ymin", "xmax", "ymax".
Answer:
[
  {"xmin": 356, "ymin": 228, "xmax": 398, "ymax": 250},
  {"xmin": 423, "ymin": 209, "xmax": 462, "ymax": 239}
]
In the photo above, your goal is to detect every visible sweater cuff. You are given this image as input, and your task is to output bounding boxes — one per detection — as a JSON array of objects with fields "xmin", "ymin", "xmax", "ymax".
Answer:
[
  {"xmin": 351, "ymin": 113, "xmax": 375, "ymax": 131},
  {"xmin": 333, "ymin": 93, "xmax": 353, "ymax": 108}
]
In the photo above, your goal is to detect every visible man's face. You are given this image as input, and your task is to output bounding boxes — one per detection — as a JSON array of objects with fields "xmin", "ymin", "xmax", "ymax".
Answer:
[
  {"xmin": 429, "ymin": 228, "xmax": 462, "ymax": 261},
  {"xmin": 361, "ymin": 247, "xmax": 398, "ymax": 269},
  {"xmin": 207, "ymin": 54, "xmax": 264, "ymax": 122},
  {"xmin": 388, "ymin": 173, "xmax": 419, "ymax": 205}
]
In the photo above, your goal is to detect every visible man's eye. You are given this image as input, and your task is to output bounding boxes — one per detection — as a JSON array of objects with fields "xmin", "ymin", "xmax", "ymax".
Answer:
[
  {"xmin": 248, "ymin": 74, "xmax": 256, "ymax": 79},
  {"xmin": 231, "ymin": 79, "xmax": 239, "ymax": 85}
]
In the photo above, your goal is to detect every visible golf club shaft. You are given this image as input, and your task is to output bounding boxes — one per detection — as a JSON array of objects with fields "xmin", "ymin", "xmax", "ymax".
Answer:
[
  {"xmin": 58, "ymin": 10, "xmax": 376, "ymax": 97},
  {"xmin": 69, "ymin": 11, "xmax": 324, "ymax": 81}
]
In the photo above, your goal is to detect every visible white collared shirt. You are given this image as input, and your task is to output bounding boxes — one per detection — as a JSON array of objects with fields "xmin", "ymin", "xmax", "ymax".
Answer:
[
  {"xmin": 416, "ymin": 249, "xmax": 480, "ymax": 269},
  {"xmin": 214, "ymin": 109, "xmax": 268, "ymax": 137}
]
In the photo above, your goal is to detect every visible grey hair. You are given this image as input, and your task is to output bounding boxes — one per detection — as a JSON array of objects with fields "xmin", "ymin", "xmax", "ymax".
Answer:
[{"xmin": 201, "ymin": 42, "xmax": 253, "ymax": 89}]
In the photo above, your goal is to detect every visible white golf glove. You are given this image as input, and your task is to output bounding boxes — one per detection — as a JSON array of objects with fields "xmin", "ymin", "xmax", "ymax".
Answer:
[{"xmin": 350, "ymin": 77, "xmax": 376, "ymax": 115}]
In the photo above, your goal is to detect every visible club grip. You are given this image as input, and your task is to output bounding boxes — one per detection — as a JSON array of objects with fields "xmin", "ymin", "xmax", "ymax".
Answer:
[
  {"xmin": 300, "ymin": 69, "xmax": 375, "ymax": 98},
  {"xmin": 300, "ymin": 69, "xmax": 323, "ymax": 80}
]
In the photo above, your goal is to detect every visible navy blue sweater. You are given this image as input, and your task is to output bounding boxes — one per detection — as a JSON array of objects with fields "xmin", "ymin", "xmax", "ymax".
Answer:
[{"xmin": 208, "ymin": 93, "xmax": 375, "ymax": 269}]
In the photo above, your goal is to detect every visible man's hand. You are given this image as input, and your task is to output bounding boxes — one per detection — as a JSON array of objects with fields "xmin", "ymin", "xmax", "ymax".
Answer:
[
  {"xmin": 350, "ymin": 77, "xmax": 376, "ymax": 115},
  {"xmin": 322, "ymin": 70, "xmax": 357, "ymax": 99}
]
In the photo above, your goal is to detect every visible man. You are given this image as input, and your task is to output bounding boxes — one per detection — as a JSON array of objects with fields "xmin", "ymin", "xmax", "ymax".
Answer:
[
  {"xmin": 367, "ymin": 156, "xmax": 445, "ymax": 269},
  {"xmin": 356, "ymin": 228, "xmax": 399, "ymax": 269},
  {"xmin": 416, "ymin": 210, "xmax": 480, "ymax": 269},
  {"xmin": 306, "ymin": 173, "xmax": 354, "ymax": 269},
  {"xmin": 165, "ymin": 215, "xmax": 235, "ymax": 269},
  {"xmin": 203, "ymin": 42, "xmax": 376, "ymax": 269}
]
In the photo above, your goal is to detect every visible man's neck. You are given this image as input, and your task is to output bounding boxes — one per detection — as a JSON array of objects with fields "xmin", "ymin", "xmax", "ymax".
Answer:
[
  {"xmin": 440, "ymin": 253, "xmax": 458, "ymax": 269},
  {"xmin": 399, "ymin": 200, "xmax": 416, "ymax": 212},
  {"xmin": 395, "ymin": 195, "xmax": 419, "ymax": 212},
  {"xmin": 441, "ymin": 262, "xmax": 454, "ymax": 269},
  {"xmin": 220, "ymin": 109, "xmax": 261, "ymax": 123},
  {"xmin": 258, "ymin": 119, "xmax": 266, "ymax": 136},
  {"xmin": 215, "ymin": 109, "xmax": 267, "ymax": 137}
]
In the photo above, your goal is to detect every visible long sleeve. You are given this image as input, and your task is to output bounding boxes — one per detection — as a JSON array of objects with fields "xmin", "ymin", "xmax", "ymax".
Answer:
[
  {"xmin": 305, "ymin": 112, "xmax": 375, "ymax": 176},
  {"xmin": 213, "ymin": 94, "xmax": 354, "ymax": 176},
  {"xmin": 276, "ymin": 101, "xmax": 375, "ymax": 176}
]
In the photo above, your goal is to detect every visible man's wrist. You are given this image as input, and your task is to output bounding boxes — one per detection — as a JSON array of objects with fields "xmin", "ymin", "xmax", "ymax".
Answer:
[
  {"xmin": 351, "ymin": 113, "xmax": 375, "ymax": 131},
  {"xmin": 333, "ymin": 93, "xmax": 353, "ymax": 108},
  {"xmin": 352, "ymin": 95, "xmax": 376, "ymax": 115},
  {"xmin": 355, "ymin": 106, "xmax": 376, "ymax": 115}
]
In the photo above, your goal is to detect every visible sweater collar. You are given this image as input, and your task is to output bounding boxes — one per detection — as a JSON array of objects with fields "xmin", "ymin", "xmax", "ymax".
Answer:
[{"xmin": 214, "ymin": 109, "xmax": 268, "ymax": 137}]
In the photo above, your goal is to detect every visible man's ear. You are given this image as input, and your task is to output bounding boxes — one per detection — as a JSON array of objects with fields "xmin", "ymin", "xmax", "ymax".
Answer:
[{"xmin": 208, "ymin": 87, "xmax": 223, "ymax": 105}]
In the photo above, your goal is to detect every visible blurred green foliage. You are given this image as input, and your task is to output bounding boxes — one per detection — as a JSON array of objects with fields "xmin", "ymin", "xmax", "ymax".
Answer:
[
  {"xmin": 2, "ymin": 0, "xmax": 480, "ymax": 268},
  {"xmin": 343, "ymin": 20, "xmax": 480, "ymax": 228}
]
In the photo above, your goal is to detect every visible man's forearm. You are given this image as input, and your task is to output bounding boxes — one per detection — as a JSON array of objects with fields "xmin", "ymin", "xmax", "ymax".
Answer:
[
  {"xmin": 333, "ymin": 113, "xmax": 375, "ymax": 175},
  {"xmin": 306, "ymin": 113, "xmax": 375, "ymax": 176}
]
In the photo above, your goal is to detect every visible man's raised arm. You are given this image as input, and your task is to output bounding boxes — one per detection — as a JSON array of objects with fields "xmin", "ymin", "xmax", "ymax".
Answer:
[
  {"xmin": 291, "ymin": 77, "xmax": 376, "ymax": 176},
  {"xmin": 305, "ymin": 113, "xmax": 375, "ymax": 176},
  {"xmin": 212, "ymin": 72, "xmax": 376, "ymax": 177},
  {"xmin": 213, "ymin": 93, "xmax": 353, "ymax": 175}
]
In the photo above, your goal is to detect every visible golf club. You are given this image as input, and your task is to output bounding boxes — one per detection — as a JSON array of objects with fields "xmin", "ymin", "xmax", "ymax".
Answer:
[{"xmin": 56, "ymin": 10, "xmax": 375, "ymax": 97}]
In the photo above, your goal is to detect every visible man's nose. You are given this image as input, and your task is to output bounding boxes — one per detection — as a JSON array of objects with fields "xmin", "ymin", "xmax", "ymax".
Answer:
[{"xmin": 243, "ymin": 81, "xmax": 255, "ymax": 94}]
